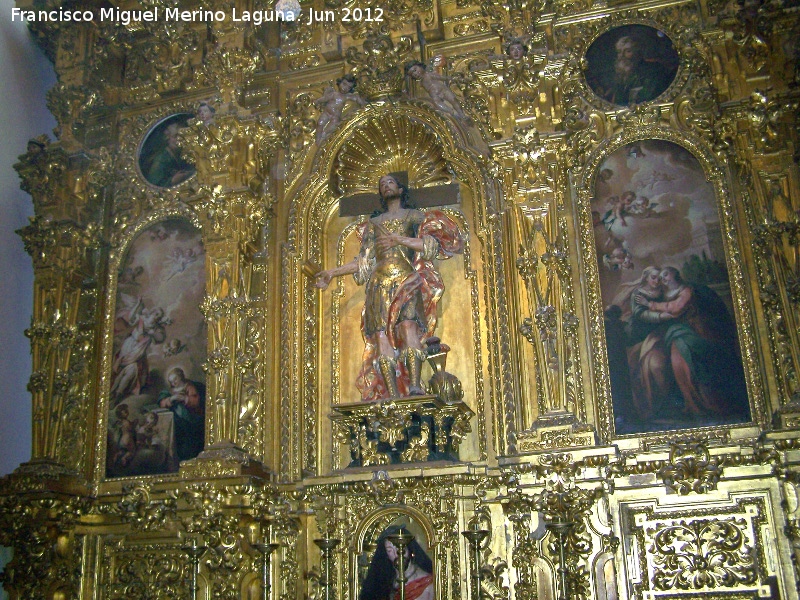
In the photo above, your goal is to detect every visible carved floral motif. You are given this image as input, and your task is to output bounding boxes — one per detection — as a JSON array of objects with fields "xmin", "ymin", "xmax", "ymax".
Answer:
[
  {"xmin": 649, "ymin": 518, "xmax": 757, "ymax": 590},
  {"xmin": 657, "ymin": 442, "xmax": 722, "ymax": 495}
]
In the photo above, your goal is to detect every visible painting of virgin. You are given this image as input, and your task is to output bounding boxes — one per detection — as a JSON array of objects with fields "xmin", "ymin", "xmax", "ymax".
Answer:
[
  {"xmin": 593, "ymin": 140, "xmax": 750, "ymax": 434},
  {"xmin": 106, "ymin": 219, "xmax": 207, "ymax": 477}
]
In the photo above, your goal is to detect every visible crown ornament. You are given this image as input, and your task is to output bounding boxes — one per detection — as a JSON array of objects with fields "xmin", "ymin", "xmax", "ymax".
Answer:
[{"xmin": 345, "ymin": 32, "xmax": 414, "ymax": 101}]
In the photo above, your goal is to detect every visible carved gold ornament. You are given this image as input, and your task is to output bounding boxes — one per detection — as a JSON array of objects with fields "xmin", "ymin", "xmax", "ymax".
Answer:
[{"xmin": 4, "ymin": 0, "xmax": 800, "ymax": 597}]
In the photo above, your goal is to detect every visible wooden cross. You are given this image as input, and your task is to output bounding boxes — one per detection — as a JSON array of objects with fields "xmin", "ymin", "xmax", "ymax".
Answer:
[{"xmin": 338, "ymin": 171, "xmax": 461, "ymax": 217}]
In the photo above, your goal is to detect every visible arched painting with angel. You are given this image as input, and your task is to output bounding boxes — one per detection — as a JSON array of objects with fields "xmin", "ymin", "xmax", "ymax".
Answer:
[
  {"xmin": 593, "ymin": 140, "xmax": 751, "ymax": 434},
  {"xmin": 106, "ymin": 219, "xmax": 207, "ymax": 477}
]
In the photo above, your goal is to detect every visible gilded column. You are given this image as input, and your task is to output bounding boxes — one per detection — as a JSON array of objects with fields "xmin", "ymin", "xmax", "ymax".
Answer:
[
  {"xmin": 181, "ymin": 112, "xmax": 280, "ymax": 462},
  {"xmin": 508, "ymin": 127, "xmax": 591, "ymax": 451},
  {"xmin": 14, "ymin": 139, "xmax": 107, "ymax": 474}
]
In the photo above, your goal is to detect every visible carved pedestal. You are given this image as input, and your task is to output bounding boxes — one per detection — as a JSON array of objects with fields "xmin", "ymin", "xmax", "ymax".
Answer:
[
  {"xmin": 331, "ymin": 395, "xmax": 473, "ymax": 467},
  {"xmin": 516, "ymin": 410, "xmax": 596, "ymax": 452},
  {"xmin": 179, "ymin": 441, "xmax": 273, "ymax": 479}
]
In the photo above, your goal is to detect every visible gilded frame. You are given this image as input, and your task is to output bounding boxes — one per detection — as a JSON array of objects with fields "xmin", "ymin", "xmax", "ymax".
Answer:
[
  {"xmin": 89, "ymin": 100, "xmax": 212, "ymax": 486},
  {"xmin": 554, "ymin": 12, "xmax": 693, "ymax": 112},
  {"xmin": 583, "ymin": 22, "xmax": 681, "ymax": 109},
  {"xmin": 136, "ymin": 112, "xmax": 196, "ymax": 189},
  {"xmin": 92, "ymin": 204, "xmax": 205, "ymax": 486},
  {"xmin": 108, "ymin": 100, "xmax": 206, "ymax": 240},
  {"xmin": 575, "ymin": 126, "xmax": 767, "ymax": 442}
]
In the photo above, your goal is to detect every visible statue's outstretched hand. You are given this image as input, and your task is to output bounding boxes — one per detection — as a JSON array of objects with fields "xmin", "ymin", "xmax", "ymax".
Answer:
[{"xmin": 315, "ymin": 270, "xmax": 333, "ymax": 290}]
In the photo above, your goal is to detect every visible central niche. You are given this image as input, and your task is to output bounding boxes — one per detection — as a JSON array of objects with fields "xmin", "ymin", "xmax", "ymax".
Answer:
[{"xmin": 313, "ymin": 112, "xmax": 480, "ymax": 469}]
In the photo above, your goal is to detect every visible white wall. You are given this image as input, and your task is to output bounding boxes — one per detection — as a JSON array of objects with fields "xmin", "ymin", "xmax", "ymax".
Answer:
[
  {"xmin": 0, "ymin": 0, "xmax": 57, "ymax": 477},
  {"xmin": 1, "ymin": 4, "xmax": 56, "ymax": 595}
]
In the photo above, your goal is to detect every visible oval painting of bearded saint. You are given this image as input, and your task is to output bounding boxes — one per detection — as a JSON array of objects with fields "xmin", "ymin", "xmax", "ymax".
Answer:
[
  {"xmin": 585, "ymin": 24, "xmax": 679, "ymax": 106},
  {"xmin": 138, "ymin": 113, "xmax": 196, "ymax": 188},
  {"xmin": 107, "ymin": 219, "xmax": 206, "ymax": 477},
  {"xmin": 592, "ymin": 140, "xmax": 750, "ymax": 435}
]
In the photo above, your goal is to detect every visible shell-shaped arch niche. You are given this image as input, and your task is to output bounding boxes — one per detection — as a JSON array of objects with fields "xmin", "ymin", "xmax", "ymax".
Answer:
[
  {"xmin": 331, "ymin": 112, "xmax": 454, "ymax": 195},
  {"xmin": 306, "ymin": 109, "xmax": 484, "ymax": 473},
  {"xmin": 105, "ymin": 217, "xmax": 207, "ymax": 478}
]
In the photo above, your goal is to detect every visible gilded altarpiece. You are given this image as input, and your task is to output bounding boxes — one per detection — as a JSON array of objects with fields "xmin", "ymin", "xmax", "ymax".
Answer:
[{"xmin": 2, "ymin": 0, "xmax": 800, "ymax": 599}]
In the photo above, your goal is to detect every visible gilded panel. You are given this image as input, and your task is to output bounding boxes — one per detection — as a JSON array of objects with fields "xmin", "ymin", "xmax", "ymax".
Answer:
[
  {"xmin": 626, "ymin": 498, "xmax": 774, "ymax": 599},
  {"xmin": 101, "ymin": 540, "xmax": 194, "ymax": 600}
]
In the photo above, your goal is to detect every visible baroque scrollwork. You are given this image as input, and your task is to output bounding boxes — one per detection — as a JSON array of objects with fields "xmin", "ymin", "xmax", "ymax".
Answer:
[
  {"xmin": 630, "ymin": 498, "xmax": 771, "ymax": 598},
  {"xmin": 0, "ymin": 492, "xmax": 89, "ymax": 599},
  {"xmin": 650, "ymin": 518, "xmax": 757, "ymax": 590},
  {"xmin": 118, "ymin": 483, "xmax": 178, "ymax": 531},
  {"xmin": 503, "ymin": 454, "xmax": 609, "ymax": 600},
  {"xmin": 6, "ymin": 0, "xmax": 800, "ymax": 598},
  {"xmin": 657, "ymin": 441, "xmax": 722, "ymax": 495},
  {"xmin": 345, "ymin": 32, "xmax": 414, "ymax": 100}
]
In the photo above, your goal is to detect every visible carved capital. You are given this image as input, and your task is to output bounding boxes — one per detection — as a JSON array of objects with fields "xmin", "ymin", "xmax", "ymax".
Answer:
[{"xmin": 657, "ymin": 442, "xmax": 722, "ymax": 495}]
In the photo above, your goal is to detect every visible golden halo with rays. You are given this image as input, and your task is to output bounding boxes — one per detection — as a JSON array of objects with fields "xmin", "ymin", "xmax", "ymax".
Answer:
[{"xmin": 332, "ymin": 113, "xmax": 453, "ymax": 197}]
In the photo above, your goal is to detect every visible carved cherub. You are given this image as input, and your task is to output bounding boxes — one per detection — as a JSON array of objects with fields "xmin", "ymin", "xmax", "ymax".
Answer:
[
  {"xmin": 113, "ymin": 403, "xmax": 137, "ymax": 468},
  {"xmin": 314, "ymin": 74, "xmax": 367, "ymax": 145},
  {"xmin": 405, "ymin": 60, "xmax": 471, "ymax": 124},
  {"xmin": 505, "ymin": 38, "xmax": 530, "ymax": 61},
  {"xmin": 196, "ymin": 101, "xmax": 216, "ymax": 125}
]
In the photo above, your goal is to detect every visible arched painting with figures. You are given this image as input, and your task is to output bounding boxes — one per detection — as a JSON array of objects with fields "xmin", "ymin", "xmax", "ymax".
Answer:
[
  {"xmin": 107, "ymin": 218, "xmax": 207, "ymax": 477},
  {"xmin": 592, "ymin": 139, "xmax": 750, "ymax": 434}
]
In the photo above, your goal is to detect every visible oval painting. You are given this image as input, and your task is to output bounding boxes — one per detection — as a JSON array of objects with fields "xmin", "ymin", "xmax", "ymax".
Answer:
[
  {"xmin": 592, "ymin": 140, "xmax": 750, "ymax": 435},
  {"xmin": 138, "ymin": 113, "xmax": 196, "ymax": 188},
  {"xmin": 585, "ymin": 24, "xmax": 679, "ymax": 106},
  {"xmin": 107, "ymin": 218, "xmax": 206, "ymax": 477}
]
